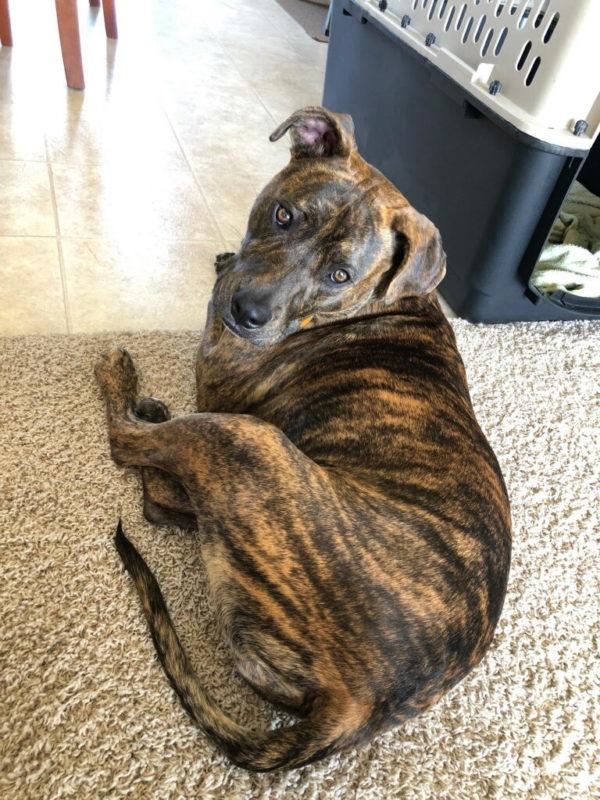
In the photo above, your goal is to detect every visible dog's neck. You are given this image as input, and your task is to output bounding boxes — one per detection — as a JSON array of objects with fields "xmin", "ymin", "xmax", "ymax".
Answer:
[
  {"xmin": 312, "ymin": 291, "xmax": 446, "ymax": 328},
  {"xmin": 200, "ymin": 292, "xmax": 447, "ymax": 369}
]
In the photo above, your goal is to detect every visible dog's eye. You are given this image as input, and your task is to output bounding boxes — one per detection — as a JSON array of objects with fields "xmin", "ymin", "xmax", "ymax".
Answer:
[
  {"xmin": 330, "ymin": 268, "xmax": 350, "ymax": 284},
  {"xmin": 274, "ymin": 204, "xmax": 292, "ymax": 227}
]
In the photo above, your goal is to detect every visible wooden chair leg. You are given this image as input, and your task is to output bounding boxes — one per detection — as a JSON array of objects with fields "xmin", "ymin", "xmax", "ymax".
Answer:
[
  {"xmin": 0, "ymin": 0, "xmax": 13, "ymax": 47},
  {"xmin": 55, "ymin": 0, "xmax": 84, "ymax": 90},
  {"xmin": 101, "ymin": 0, "xmax": 117, "ymax": 40}
]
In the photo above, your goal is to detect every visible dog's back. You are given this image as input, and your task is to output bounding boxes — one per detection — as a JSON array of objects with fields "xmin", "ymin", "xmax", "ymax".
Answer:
[{"xmin": 197, "ymin": 292, "xmax": 511, "ymax": 726}]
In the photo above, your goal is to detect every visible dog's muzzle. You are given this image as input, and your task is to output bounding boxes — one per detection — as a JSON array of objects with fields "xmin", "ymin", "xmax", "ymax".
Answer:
[{"xmin": 230, "ymin": 289, "xmax": 272, "ymax": 330}]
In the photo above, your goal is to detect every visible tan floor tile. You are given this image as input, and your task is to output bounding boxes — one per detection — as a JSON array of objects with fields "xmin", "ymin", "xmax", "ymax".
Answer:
[
  {"xmin": 0, "ymin": 238, "xmax": 67, "ymax": 334},
  {"xmin": 170, "ymin": 97, "xmax": 287, "ymax": 177},
  {"xmin": 250, "ymin": 69, "xmax": 326, "ymax": 123},
  {"xmin": 220, "ymin": 28, "xmax": 325, "ymax": 79},
  {"xmin": 222, "ymin": 40, "xmax": 305, "ymax": 85},
  {"xmin": 51, "ymin": 163, "xmax": 221, "ymax": 242},
  {"xmin": 285, "ymin": 37, "xmax": 329, "ymax": 73},
  {"xmin": 193, "ymin": 167, "xmax": 266, "ymax": 243},
  {"xmin": 0, "ymin": 103, "xmax": 46, "ymax": 161},
  {"xmin": 44, "ymin": 96, "xmax": 186, "ymax": 169},
  {"xmin": 0, "ymin": 161, "xmax": 55, "ymax": 236},
  {"xmin": 202, "ymin": 0, "xmax": 284, "ymax": 39},
  {"xmin": 159, "ymin": 72, "xmax": 261, "ymax": 124},
  {"xmin": 188, "ymin": 133, "xmax": 289, "ymax": 191},
  {"xmin": 0, "ymin": 0, "xmax": 330, "ymax": 335},
  {"xmin": 155, "ymin": 43, "xmax": 241, "ymax": 92},
  {"xmin": 61, "ymin": 238, "xmax": 218, "ymax": 332}
]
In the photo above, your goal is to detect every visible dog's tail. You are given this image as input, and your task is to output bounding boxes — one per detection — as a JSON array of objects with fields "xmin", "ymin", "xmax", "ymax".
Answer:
[{"xmin": 114, "ymin": 521, "xmax": 363, "ymax": 772}]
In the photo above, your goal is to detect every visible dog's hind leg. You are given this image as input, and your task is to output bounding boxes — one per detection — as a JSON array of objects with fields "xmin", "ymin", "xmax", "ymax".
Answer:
[
  {"xmin": 140, "ymin": 469, "xmax": 196, "ymax": 531},
  {"xmin": 134, "ymin": 397, "xmax": 197, "ymax": 531},
  {"xmin": 96, "ymin": 348, "xmax": 370, "ymax": 769}
]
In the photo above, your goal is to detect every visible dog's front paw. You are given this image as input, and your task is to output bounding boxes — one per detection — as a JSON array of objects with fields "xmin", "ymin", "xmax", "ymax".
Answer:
[{"xmin": 95, "ymin": 348, "xmax": 138, "ymax": 411}]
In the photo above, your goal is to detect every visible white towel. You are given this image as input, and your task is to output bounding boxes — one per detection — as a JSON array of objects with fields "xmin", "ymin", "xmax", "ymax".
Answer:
[{"xmin": 531, "ymin": 180, "xmax": 600, "ymax": 297}]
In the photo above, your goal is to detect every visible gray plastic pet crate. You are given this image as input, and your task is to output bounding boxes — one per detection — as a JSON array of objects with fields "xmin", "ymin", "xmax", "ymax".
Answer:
[{"xmin": 323, "ymin": 0, "xmax": 600, "ymax": 321}]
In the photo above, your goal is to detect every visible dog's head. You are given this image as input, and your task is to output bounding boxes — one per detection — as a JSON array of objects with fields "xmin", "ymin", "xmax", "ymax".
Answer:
[{"xmin": 212, "ymin": 107, "xmax": 446, "ymax": 347}]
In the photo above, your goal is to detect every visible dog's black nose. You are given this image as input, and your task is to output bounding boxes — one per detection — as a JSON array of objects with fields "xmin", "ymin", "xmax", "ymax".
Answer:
[{"xmin": 231, "ymin": 290, "xmax": 272, "ymax": 329}]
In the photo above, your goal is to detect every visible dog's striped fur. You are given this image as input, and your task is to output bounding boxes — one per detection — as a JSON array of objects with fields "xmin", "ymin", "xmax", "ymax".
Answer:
[{"xmin": 99, "ymin": 107, "xmax": 511, "ymax": 772}]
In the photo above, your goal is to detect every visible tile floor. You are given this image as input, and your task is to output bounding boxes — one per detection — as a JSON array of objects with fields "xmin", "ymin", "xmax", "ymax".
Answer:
[
  {"xmin": 0, "ymin": 0, "xmax": 452, "ymax": 335},
  {"xmin": 0, "ymin": 0, "xmax": 326, "ymax": 334}
]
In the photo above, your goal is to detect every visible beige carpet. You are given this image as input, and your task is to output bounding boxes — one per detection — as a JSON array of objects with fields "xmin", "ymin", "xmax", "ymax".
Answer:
[{"xmin": 1, "ymin": 321, "xmax": 599, "ymax": 799}]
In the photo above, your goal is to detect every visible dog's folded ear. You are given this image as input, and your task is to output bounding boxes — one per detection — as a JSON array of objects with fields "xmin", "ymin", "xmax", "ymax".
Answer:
[
  {"xmin": 214, "ymin": 252, "xmax": 235, "ymax": 275},
  {"xmin": 378, "ymin": 207, "xmax": 446, "ymax": 303},
  {"xmin": 269, "ymin": 106, "xmax": 356, "ymax": 159}
]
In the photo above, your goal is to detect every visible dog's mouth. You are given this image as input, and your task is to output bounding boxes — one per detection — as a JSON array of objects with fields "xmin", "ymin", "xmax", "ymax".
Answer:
[
  {"xmin": 220, "ymin": 313, "xmax": 269, "ymax": 345},
  {"xmin": 219, "ymin": 311, "xmax": 288, "ymax": 349},
  {"xmin": 221, "ymin": 315, "xmax": 245, "ymax": 338}
]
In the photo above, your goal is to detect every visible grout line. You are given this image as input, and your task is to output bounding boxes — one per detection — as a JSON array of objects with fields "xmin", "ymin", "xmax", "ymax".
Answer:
[
  {"xmin": 0, "ymin": 234, "xmax": 58, "ymax": 239},
  {"xmin": 45, "ymin": 154, "xmax": 73, "ymax": 334},
  {"xmin": 222, "ymin": 4, "xmax": 326, "ymax": 124},
  {"xmin": 0, "ymin": 233, "xmax": 226, "ymax": 244},
  {"xmin": 150, "ymin": 24, "xmax": 231, "ymax": 253},
  {"xmin": 2, "ymin": 0, "xmax": 326, "ymax": 342},
  {"xmin": 0, "ymin": 157, "xmax": 54, "ymax": 166},
  {"xmin": 160, "ymin": 105, "xmax": 230, "ymax": 253},
  {"xmin": 214, "ymin": 40, "xmax": 279, "ymax": 126},
  {"xmin": 255, "ymin": 3, "xmax": 325, "ymax": 65}
]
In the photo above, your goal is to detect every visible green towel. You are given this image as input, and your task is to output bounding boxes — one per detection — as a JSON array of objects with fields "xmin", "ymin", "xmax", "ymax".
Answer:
[{"xmin": 531, "ymin": 181, "xmax": 600, "ymax": 297}]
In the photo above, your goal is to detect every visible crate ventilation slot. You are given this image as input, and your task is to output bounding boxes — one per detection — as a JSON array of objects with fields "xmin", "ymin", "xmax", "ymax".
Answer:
[
  {"xmin": 371, "ymin": 0, "xmax": 563, "ymax": 90},
  {"xmin": 357, "ymin": 0, "xmax": 599, "ymax": 147}
]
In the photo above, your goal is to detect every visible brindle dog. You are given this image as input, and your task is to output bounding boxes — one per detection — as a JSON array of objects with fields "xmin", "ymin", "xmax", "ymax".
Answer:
[{"xmin": 96, "ymin": 107, "xmax": 511, "ymax": 773}]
